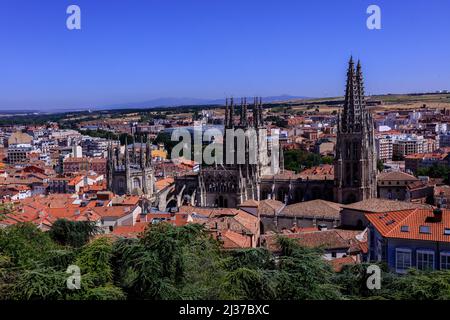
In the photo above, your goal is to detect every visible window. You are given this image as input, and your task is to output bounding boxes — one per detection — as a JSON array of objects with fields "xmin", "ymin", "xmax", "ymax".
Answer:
[
  {"xmin": 133, "ymin": 178, "xmax": 141, "ymax": 189},
  {"xmin": 417, "ymin": 250, "xmax": 434, "ymax": 271},
  {"xmin": 400, "ymin": 225, "xmax": 409, "ymax": 232},
  {"xmin": 441, "ymin": 253, "xmax": 450, "ymax": 270},
  {"xmin": 419, "ymin": 226, "xmax": 431, "ymax": 234},
  {"xmin": 396, "ymin": 249, "xmax": 412, "ymax": 273},
  {"xmin": 444, "ymin": 228, "xmax": 450, "ymax": 236}
]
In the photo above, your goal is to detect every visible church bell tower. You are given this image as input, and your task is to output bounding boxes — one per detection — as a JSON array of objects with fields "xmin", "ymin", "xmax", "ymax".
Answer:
[{"xmin": 334, "ymin": 57, "xmax": 377, "ymax": 204}]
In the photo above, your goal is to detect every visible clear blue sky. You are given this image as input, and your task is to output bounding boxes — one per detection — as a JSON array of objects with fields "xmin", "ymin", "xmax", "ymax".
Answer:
[{"xmin": 0, "ymin": 0, "xmax": 449, "ymax": 110}]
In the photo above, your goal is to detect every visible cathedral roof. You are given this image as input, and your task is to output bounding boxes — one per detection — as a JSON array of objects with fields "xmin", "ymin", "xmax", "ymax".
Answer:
[
  {"xmin": 261, "ymin": 165, "xmax": 335, "ymax": 181},
  {"xmin": 280, "ymin": 199, "xmax": 341, "ymax": 219},
  {"xmin": 239, "ymin": 199, "xmax": 260, "ymax": 208},
  {"xmin": 298, "ymin": 165, "xmax": 334, "ymax": 180},
  {"xmin": 377, "ymin": 171, "xmax": 419, "ymax": 182},
  {"xmin": 342, "ymin": 198, "xmax": 432, "ymax": 213},
  {"xmin": 155, "ymin": 177, "xmax": 174, "ymax": 191}
]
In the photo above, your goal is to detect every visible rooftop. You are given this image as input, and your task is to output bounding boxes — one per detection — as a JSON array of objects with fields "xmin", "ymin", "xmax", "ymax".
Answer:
[
  {"xmin": 342, "ymin": 198, "xmax": 432, "ymax": 213},
  {"xmin": 377, "ymin": 171, "xmax": 419, "ymax": 182},
  {"xmin": 280, "ymin": 199, "xmax": 341, "ymax": 219},
  {"xmin": 367, "ymin": 209, "xmax": 450, "ymax": 242}
]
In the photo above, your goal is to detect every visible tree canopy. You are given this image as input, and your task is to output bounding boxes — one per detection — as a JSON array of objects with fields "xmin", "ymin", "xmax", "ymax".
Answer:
[{"xmin": 1, "ymin": 221, "xmax": 450, "ymax": 300}]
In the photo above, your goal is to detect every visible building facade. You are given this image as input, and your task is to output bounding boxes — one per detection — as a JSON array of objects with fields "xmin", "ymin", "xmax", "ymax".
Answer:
[{"xmin": 174, "ymin": 97, "xmax": 282, "ymax": 208}]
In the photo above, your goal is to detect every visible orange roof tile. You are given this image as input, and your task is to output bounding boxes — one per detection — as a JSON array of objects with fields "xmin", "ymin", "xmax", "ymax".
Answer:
[
  {"xmin": 366, "ymin": 209, "xmax": 450, "ymax": 242},
  {"xmin": 111, "ymin": 222, "xmax": 149, "ymax": 238}
]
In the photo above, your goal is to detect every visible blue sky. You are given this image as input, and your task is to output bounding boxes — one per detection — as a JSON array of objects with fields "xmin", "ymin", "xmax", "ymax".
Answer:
[{"xmin": 0, "ymin": 0, "xmax": 449, "ymax": 110}]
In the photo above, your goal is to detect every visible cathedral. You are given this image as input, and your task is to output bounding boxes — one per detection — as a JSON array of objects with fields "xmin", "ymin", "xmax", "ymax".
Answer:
[
  {"xmin": 174, "ymin": 97, "xmax": 282, "ymax": 208},
  {"xmin": 106, "ymin": 137, "xmax": 155, "ymax": 197},
  {"xmin": 109, "ymin": 58, "xmax": 376, "ymax": 209},
  {"xmin": 334, "ymin": 57, "xmax": 378, "ymax": 204},
  {"xmin": 174, "ymin": 57, "xmax": 377, "ymax": 207}
]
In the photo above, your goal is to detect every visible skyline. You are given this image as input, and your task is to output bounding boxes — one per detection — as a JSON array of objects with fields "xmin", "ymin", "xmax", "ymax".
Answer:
[{"xmin": 1, "ymin": 0, "xmax": 450, "ymax": 110}]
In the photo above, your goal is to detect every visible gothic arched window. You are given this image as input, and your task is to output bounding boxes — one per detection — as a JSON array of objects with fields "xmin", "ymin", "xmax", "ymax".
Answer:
[{"xmin": 133, "ymin": 178, "xmax": 141, "ymax": 189}]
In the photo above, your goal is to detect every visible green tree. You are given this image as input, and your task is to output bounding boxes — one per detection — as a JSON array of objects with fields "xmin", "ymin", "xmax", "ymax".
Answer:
[
  {"xmin": 283, "ymin": 149, "xmax": 330, "ymax": 173},
  {"xmin": 49, "ymin": 219, "xmax": 99, "ymax": 248},
  {"xmin": 417, "ymin": 164, "xmax": 450, "ymax": 183},
  {"xmin": 377, "ymin": 160, "xmax": 385, "ymax": 172},
  {"xmin": 275, "ymin": 237, "xmax": 342, "ymax": 300},
  {"xmin": 0, "ymin": 223, "xmax": 56, "ymax": 267}
]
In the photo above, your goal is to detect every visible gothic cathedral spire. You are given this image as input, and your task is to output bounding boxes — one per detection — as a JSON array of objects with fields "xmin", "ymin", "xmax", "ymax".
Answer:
[{"xmin": 334, "ymin": 57, "xmax": 377, "ymax": 204}]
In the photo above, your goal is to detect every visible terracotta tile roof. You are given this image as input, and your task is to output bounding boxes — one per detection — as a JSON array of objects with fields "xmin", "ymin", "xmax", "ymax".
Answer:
[
  {"xmin": 298, "ymin": 165, "xmax": 334, "ymax": 180},
  {"xmin": 330, "ymin": 256, "xmax": 357, "ymax": 272},
  {"xmin": 257, "ymin": 199, "xmax": 285, "ymax": 216},
  {"xmin": 155, "ymin": 177, "xmax": 174, "ymax": 191},
  {"xmin": 407, "ymin": 180, "xmax": 430, "ymax": 191},
  {"xmin": 261, "ymin": 229, "xmax": 363, "ymax": 252},
  {"xmin": 294, "ymin": 229, "xmax": 360, "ymax": 250},
  {"xmin": 179, "ymin": 206, "xmax": 259, "ymax": 241},
  {"xmin": 280, "ymin": 199, "xmax": 341, "ymax": 218},
  {"xmin": 68, "ymin": 176, "xmax": 84, "ymax": 186},
  {"xmin": 366, "ymin": 209, "xmax": 450, "ymax": 242},
  {"xmin": 377, "ymin": 171, "xmax": 419, "ymax": 182},
  {"xmin": 217, "ymin": 230, "xmax": 252, "ymax": 249},
  {"xmin": 91, "ymin": 206, "xmax": 134, "ymax": 218},
  {"xmin": 262, "ymin": 171, "xmax": 299, "ymax": 180},
  {"xmin": 239, "ymin": 199, "xmax": 260, "ymax": 208},
  {"xmin": 111, "ymin": 222, "xmax": 149, "ymax": 238},
  {"xmin": 179, "ymin": 206, "xmax": 243, "ymax": 218},
  {"xmin": 112, "ymin": 195, "xmax": 140, "ymax": 206},
  {"xmin": 405, "ymin": 153, "xmax": 448, "ymax": 160},
  {"xmin": 85, "ymin": 183, "xmax": 107, "ymax": 192},
  {"xmin": 342, "ymin": 198, "xmax": 431, "ymax": 213},
  {"xmin": 232, "ymin": 210, "xmax": 259, "ymax": 235},
  {"xmin": 261, "ymin": 165, "xmax": 335, "ymax": 181}
]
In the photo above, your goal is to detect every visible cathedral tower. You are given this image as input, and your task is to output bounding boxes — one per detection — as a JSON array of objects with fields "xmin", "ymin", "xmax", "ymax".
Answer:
[
  {"xmin": 334, "ymin": 57, "xmax": 377, "ymax": 204},
  {"xmin": 106, "ymin": 137, "xmax": 155, "ymax": 197}
]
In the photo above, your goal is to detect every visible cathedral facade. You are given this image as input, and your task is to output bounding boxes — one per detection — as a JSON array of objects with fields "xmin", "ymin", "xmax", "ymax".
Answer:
[
  {"xmin": 175, "ymin": 97, "xmax": 281, "ymax": 208},
  {"xmin": 106, "ymin": 137, "xmax": 155, "ymax": 197}
]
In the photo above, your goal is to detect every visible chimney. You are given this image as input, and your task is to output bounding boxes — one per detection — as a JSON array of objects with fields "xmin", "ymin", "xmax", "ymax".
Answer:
[{"xmin": 433, "ymin": 208, "xmax": 443, "ymax": 222}]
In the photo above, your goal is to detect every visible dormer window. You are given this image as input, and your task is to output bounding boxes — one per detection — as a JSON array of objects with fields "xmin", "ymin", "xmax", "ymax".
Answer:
[
  {"xmin": 419, "ymin": 225, "xmax": 431, "ymax": 234},
  {"xmin": 400, "ymin": 225, "xmax": 409, "ymax": 232}
]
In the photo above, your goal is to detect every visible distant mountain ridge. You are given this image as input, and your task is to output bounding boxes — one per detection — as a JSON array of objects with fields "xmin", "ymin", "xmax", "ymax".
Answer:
[{"xmin": 96, "ymin": 95, "xmax": 309, "ymax": 110}]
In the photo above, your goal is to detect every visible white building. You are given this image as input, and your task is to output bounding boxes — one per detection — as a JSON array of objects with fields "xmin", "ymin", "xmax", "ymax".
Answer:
[
  {"xmin": 392, "ymin": 134, "xmax": 425, "ymax": 159},
  {"xmin": 375, "ymin": 136, "xmax": 393, "ymax": 162}
]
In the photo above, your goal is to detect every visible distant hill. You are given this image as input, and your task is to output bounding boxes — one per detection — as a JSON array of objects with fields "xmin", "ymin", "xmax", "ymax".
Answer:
[{"xmin": 95, "ymin": 95, "xmax": 309, "ymax": 110}]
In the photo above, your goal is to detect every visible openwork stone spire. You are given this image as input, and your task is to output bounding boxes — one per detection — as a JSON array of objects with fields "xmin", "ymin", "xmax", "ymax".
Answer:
[
  {"xmin": 341, "ymin": 57, "xmax": 367, "ymax": 133},
  {"xmin": 335, "ymin": 57, "xmax": 377, "ymax": 204}
]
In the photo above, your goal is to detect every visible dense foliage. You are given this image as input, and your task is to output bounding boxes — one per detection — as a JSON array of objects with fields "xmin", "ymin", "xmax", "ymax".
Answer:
[
  {"xmin": 417, "ymin": 164, "xmax": 450, "ymax": 183},
  {"xmin": 1, "ymin": 221, "xmax": 450, "ymax": 300},
  {"xmin": 284, "ymin": 149, "xmax": 333, "ymax": 173},
  {"xmin": 49, "ymin": 219, "xmax": 100, "ymax": 248}
]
